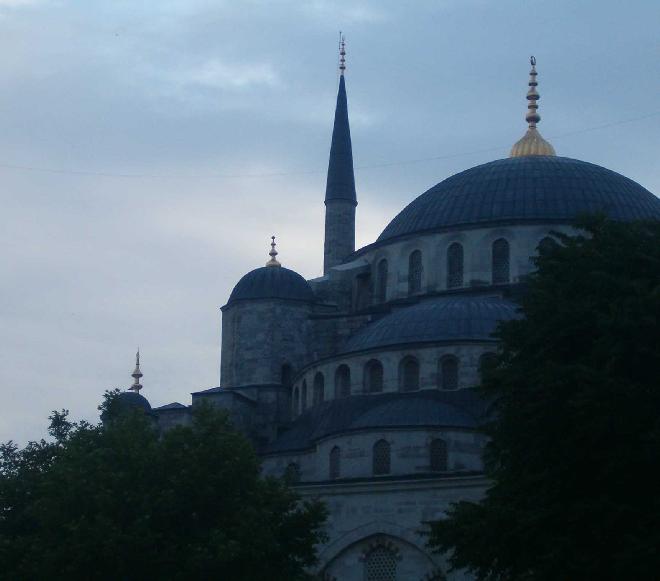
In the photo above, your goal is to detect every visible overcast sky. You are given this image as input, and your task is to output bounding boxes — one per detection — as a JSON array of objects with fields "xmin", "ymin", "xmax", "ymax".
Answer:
[{"xmin": 1, "ymin": 0, "xmax": 659, "ymax": 443}]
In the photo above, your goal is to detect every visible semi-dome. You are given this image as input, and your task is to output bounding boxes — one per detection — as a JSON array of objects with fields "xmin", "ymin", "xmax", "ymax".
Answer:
[
  {"xmin": 227, "ymin": 266, "xmax": 315, "ymax": 305},
  {"xmin": 342, "ymin": 296, "xmax": 519, "ymax": 354},
  {"xmin": 376, "ymin": 156, "xmax": 660, "ymax": 245}
]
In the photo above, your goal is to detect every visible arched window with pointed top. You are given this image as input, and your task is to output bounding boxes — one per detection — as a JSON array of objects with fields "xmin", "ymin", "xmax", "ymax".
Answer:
[
  {"xmin": 399, "ymin": 356, "xmax": 420, "ymax": 392},
  {"xmin": 364, "ymin": 359, "xmax": 384, "ymax": 393},
  {"xmin": 329, "ymin": 446, "xmax": 341, "ymax": 479},
  {"xmin": 408, "ymin": 250, "xmax": 423, "ymax": 295},
  {"xmin": 335, "ymin": 364, "xmax": 351, "ymax": 398},
  {"xmin": 292, "ymin": 387, "xmax": 300, "ymax": 415},
  {"xmin": 372, "ymin": 439, "xmax": 391, "ymax": 475},
  {"xmin": 284, "ymin": 462, "xmax": 301, "ymax": 484},
  {"xmin": 301, "ymin": 380, "xmax": 308, "ymax": 411},
  {"xmin": 439, "ymin": 356, "xmax": 459, "ymax": 390},
  {"xmin": 447, "ymin": 243, "xmax": 464, "ymax": 289},
  {"xmin": 376, "ymin": 259, "xmax": 388, "ymax": 303},
  {"xmin": 313, "ymin": 372, "xmax": 325, "ymax": 405},
  {"xmin": 492, "ymin": 238, "xmax": 510, "ymax": 284},
  {"xmin": 430, "ymin": 438, "xmax": 448, "ymax": 472}
]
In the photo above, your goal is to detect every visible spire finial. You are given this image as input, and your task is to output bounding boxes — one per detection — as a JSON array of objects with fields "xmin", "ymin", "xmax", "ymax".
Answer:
[
  {"xmin": 338, "ymin": 32, "xmax": 346, "ymax": 76},
  {"xmin": 510, "ymin": 56, "xmax": 556, "ymax": 157},
  {"xmin": 266, "ymin": 235, "xmax": 281, "ymax": 267},
  {"xmin": 128, "ymin": 349, "xmax": 143, "ymax": 394}
]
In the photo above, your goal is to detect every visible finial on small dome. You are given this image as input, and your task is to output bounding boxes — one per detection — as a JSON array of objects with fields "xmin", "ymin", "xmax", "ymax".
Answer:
[
  {"xmin": 510, "ymin": 56, "xmax": 556, "ymax": 157},
  {"xmin": 128, "ymin": 349, "xmax": 143, "ymax": 394},
  {"xmin": 266, "ymin": 235, "xmax": 281, "ymax": 267},
  {"xmin": 338, "ymin": 32, "xmax": 346, "ymax": 76}
]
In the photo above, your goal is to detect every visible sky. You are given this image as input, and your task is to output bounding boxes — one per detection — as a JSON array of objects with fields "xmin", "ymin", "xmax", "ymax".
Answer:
[{"xmin": 1, "ymin": 0, "xmax": 659, "ymax": 444}]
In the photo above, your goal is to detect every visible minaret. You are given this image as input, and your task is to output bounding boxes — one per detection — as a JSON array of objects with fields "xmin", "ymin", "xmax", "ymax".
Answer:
[
  {"xmin": 323, "ymin": 34, "xmax": 357, "ymax": 274},
  {"xmin": 128, "ymin": 349, "xmax": 143, "ymax": 394},
  {"xmin": 510, "ymin": 56, "xmax": 556, "ymax": 157}
]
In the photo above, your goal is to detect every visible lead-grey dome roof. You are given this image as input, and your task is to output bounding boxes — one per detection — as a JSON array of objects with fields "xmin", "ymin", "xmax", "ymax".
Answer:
[
  {"xmin": 227, "ymin": 266, "xmax": 315, "ymax": 305},
  {"xmin": 342, "ymin": 295, "xmax": 519, "ymax": 354},
  {"xmin": 117, "ymin": 391, "xmax": 152, "ymax": 412},
  {"xmin": 377, "ymin": 156, "xmax": 660, "ymax": 245}
]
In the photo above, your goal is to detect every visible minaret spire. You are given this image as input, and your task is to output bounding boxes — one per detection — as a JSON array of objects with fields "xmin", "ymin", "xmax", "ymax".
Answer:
[
  {"xmin": 510, "ymin": 56, "xmax": 556, "ymax": 157},
  {"xmin": 323, "ymin": 34, "xmax": 357, "ymax": 274},
  {"xmin": 266, "ymin": 235, "xmax": 281, "ymax": 267},
  {"xmin": 128, "ymin": 349, "xmax": 143, "ymax": 394}
]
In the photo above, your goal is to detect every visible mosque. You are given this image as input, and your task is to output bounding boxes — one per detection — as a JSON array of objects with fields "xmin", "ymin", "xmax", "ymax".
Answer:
[{"xmin": 117, "ymin": 44, "xmax": 660, "ymax": 580}]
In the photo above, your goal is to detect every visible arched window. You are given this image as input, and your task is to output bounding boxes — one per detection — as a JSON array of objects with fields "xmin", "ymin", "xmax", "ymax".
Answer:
[
  {"xmin": 408, "ymin": 250, "xmax": 423, "ymax": 295},
  {"xmin": 492, "ymin": 238, "xmax": 510, "ymax": 284},
  {"xmin": 440, "ymin": 356, "xmax": 459, "ymax": 390},
  {"xmin": 430, "ymin": 438, "xmax": 448, "ymax": 472},
  {"xmin": 329, "ymin": 446, "xmax": 341, "ymax": 479},
  {"xmin": 355, "ymin": 272, "xmax": 372, "ymax": 311},
  {"xmin": 301, "ymin": 380, "xmax": 307, "ymax": 411},
  {"xmin": 447, "ymin": 243, "xmax": 464, "ymax": 289},
  {"xmin": 373, "ymin": 439, "xmax": 391, "ymax": 475},
  {"xmin": 365, "ymin": 546, "xmax": 397, "ymax": 581},
  {"xmin": 399, "ymin": 356, "xmax": 420, "ymax": 392},
  {"xmin": 335, "ymin": 365, "xmax": 351, "ymax": 398},
  {"xmin": 376, "ymin": 259, "xmax": 388, "ymax": 303},
  {"xmin": 538, "ymin": 236, "xmax": 557, "ymax": 254},
  {"xmin": 292, "ymin": 387, "xmax": 300, "ymax": 415},
  {"xmin": 313, "ymin": 372, "xmax": 325, "ymax": 405},
  {"xmin": 364, "ymin": 359, "xmax": 384, "ymax": 393},
  {"xmin": 281, "ymin": 363, "xmax": 292, "ymax": 388},
  {"xmin": 284, "ymin": 462, "xmax": 301, "ymax": 484}
]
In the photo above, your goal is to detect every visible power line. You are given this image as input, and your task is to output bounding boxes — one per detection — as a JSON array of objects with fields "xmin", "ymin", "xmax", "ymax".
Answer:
[{"xmin": 0, "ymin": 110, "xmax": 658, "ymax": 180}]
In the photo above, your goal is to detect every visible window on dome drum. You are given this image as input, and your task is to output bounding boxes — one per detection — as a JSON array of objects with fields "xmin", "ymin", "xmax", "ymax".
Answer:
[
  {"xmin": 408, "ymin": 250, "xmax": 423, "ymax": 295},
  {"xmin": 376, "ymin": 259, "xmax": 388, "ymax": 303},
  {"xmin": 335, "ymin": 364, "xmax": 351, "ymax": 398},
  {"xmin": 301, "ymin": 380, "xmax": 308, "ymax": 411},
  {"xmin": 440, "ymin": 356, "xmax": 459, "ymax": 390},
  {"xmin": 364, "ymin": 359, "xmax": 384, "ymax": 393},
  {"xmin": 292, "ymin": 387, "xmax": 300, "ymax": 415},
  {"xmin": 430, "ymin": 438, "xmax": 448, "ymax": 472},
  {"xmin": 329, "ymin": 446, "xmax": 341, "ymax": 479},
  {"xmin": 281, "ymin": 363, "xmax": 292, "ymax": 388},
  {"xmin": 365, "ymin": 546, "xmax": 397, "ymax": 581},
  {"xmin": 492, "ymin": 238, "xmax": 510, "ymax": 284},
  {"xmin": 284, "ymin": 462, "xmax": 301, "ymax": 484},
  {"xmin": 447, "ymin": 243, "xmax": 464, "ymax": 289},
  {"xmin": 313, "ymin": 372, "xmax": 325, "ymax": 405},
  {"xmin": 399, "ymin": 356, "xmax": 420, "ymax": 392},
  {"xmin": 373, "ymin": 439, "xmax": 391, "ymax": 475}
]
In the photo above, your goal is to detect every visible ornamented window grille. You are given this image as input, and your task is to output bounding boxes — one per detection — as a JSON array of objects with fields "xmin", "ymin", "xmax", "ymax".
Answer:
[
  {"xmin": 377, "ymin": 259, "xmax": 388, "ymax": 303},
  {"xmin": 446, "ymin": 243, "xmax": 464, "ymax": 289},
  {"xmin": 301, "ymin": 380, "xmax": 307, "ymax": 411},
  {"xmin": 400, "ymin": 357, "xmax": 420, "ymax": 392},
  {"xmin": 440, "ymin": 357, "xmax": 459, "ymax": 390},
  {"xmin": 335, "ymin": 365, "xmax": 351, "ymax": 398},
  {"xmin": 365, "ymin": 546, "xmax": 397, "ymax": 581},
  {"xmin": 292, "ymin": 387, "xmax": 300, "ymax": 415},
  {"xmin": 329, "ymin": 446, "xmax": 341, "ymax": 479},
  {"xmin": 313, "ymin": 372, "xmax": 325, "ymax": 405},
  {"xmin": 408, "ymin": 250, "xmax": 423, "ymax": 295},
  {"xmin": 430, "ymin": 438, "xmax": 448, "ymax": 472},
  {"xmin": 492, "ymin": 238, "xmax": 510, "ymax": 284},
  {"xmin": 365, "ymin": 360, "xmax": 384, "ymax": 393},
  {"xmin": 372, "ymin": 439, "xmax": 391, "ymax": 476}
]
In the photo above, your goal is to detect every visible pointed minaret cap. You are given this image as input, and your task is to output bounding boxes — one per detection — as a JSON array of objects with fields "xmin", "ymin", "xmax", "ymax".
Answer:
[
  {"xmin": 510, "ymin": 56, "xmax": 556, "ymax": 157},
  {"xmin": 265, "ymin": 236, "xmax": 281, "ymax": 267},
  {"xmin": 128, "ymin": 349, "xmax": 143, "ymax": 393}
]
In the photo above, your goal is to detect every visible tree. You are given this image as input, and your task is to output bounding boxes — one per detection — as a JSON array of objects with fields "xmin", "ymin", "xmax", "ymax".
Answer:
[
  {"xmin": 0, "ymin": 395, "xmax": 327, "ymax": 580},
  {"xmin": 429, "ymin": 218, "xmax": 660, "ymax": 580}
]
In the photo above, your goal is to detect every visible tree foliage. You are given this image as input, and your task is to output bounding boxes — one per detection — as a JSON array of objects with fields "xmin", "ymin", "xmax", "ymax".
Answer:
[
  {"xmin": 429, "ymin": 218, "xmax": 660, "ymax": 580},
  {"xmin": 0, "ymin": 395, "xmax": 327, "ymax": 580}
]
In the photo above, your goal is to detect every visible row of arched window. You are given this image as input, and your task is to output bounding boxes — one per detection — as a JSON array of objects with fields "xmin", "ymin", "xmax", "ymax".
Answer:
[
  {"xmin": 292, "ymin": 354, "xmax": 496, "ymax": 414},
  {"xmin": 373, "ymin": 237, "xmax": 558, "ymax": 302}
]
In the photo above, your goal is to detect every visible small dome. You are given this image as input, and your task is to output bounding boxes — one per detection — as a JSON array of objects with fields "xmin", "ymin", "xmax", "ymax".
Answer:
[
  {"xmin": 342, "ymin": 296, "xmax": 519, "ymax": 354},
  {"xmin": 227, "ymin": 266, "xmax": 315, "ymax": 305},
  {"xmin": 117, "ymin": 391, "xmax": 152, "ymax": 412},
  {"xmin": 376, "ymin": 156, "xmax": 660, "ymax": 245}
]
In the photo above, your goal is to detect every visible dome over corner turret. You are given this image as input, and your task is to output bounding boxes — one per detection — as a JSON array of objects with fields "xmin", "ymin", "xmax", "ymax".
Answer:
[{"xmin": 227, "ymin": 266, "xmax": 315, "ymax": 305}]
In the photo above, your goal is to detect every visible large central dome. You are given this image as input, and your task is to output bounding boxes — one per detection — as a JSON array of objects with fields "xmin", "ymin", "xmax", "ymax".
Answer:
[{"xmin": 377, "ymin": 156, "xmax": 660, "ymax": 245}]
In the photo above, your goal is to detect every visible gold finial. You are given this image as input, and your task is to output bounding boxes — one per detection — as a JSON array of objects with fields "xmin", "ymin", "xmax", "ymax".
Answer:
[
  {"xmin": 128, "ymin": 349, "xmax": 143, "ymax": 394},
  {"xmin": 510, "ymin": 56, "xmax": 556, "ymax": 157},
  {"xmin": 266, "ymin": 235, "xmax": 281, "ymax": 267},
  {"xmin": 339, "ymin": 32, "xmax": 346, "ymax": 76}
]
